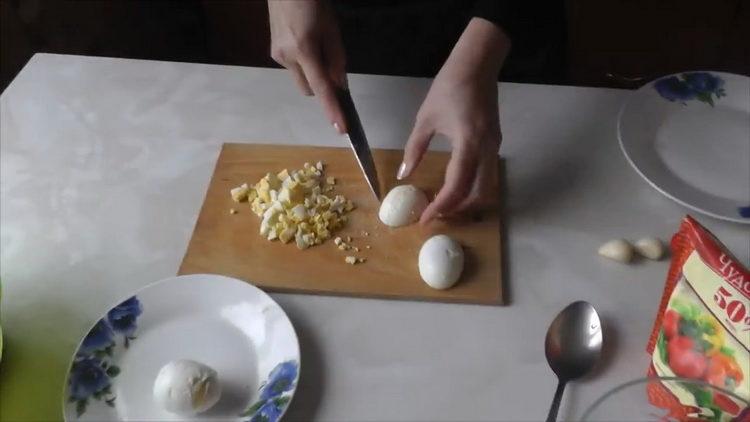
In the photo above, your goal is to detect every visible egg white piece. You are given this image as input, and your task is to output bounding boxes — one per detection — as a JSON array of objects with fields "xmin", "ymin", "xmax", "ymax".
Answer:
[
  {"xmin": 378, "ymin": 185, "xmax": 429, "ymax": 227},
  {"xmin": 153, "ymin": 359, "xmax": 222, "ymax": 416},
  {"xmin": 418, "ymin": 235, "xmax": 464, "ymax": 289}
]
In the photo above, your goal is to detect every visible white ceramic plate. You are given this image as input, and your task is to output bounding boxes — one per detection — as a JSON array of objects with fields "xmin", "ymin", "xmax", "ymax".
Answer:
[
  {"xmin": 618, "ymin": 71, "xmax": 750, "ymax": 223},
  {"xmin": 63, "ymin": 274, "xmax": 300, "ymax": 422}
]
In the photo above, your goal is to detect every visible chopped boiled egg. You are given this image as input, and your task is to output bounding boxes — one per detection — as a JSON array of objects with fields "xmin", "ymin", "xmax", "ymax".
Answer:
[
  {"xmin": 230, "ymin": 161, "xmax": 355, "ymax": 249},
  {"xmin": 344, "ymin": 256, "xmax": 366, "ymax": 265},
  {"xmin": 279, "ymin": 226, "xmax": 296, "ymax": 243},
  {"xmin": 230, "ymin": 183, "xmax": 251, "ymax": 202}
]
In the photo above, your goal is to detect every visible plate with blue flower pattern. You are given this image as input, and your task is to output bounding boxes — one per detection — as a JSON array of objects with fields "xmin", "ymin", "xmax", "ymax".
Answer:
[
  {"xmin": 63, "ymin": 274, "xmax": 300, "ymax": 421},
  {"xmin": 618, "ymin": 71, "xmax": 750, "ymax": 223}
]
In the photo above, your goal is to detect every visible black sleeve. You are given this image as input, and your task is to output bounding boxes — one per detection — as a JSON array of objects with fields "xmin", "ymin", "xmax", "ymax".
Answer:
[
  {"xmin": 471, "ymin": 1, "xmax": 520, "ymax": 40},
  {"xmin": 471, "ymin": 1, "xmax": 566, "ymax": 83}
]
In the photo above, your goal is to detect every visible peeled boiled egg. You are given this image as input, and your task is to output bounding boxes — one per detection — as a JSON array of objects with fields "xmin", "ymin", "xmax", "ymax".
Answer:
[
  {"xmin": 153, "ymin": 359, "xmax": 222, "ymax": 416},
  {"xmin": 418, "ymin": 234, "xmax": 464, "ymax": 289},
  {"xmin": 378, "ymin": 185, "xmax": 429, "ymax": 227}
]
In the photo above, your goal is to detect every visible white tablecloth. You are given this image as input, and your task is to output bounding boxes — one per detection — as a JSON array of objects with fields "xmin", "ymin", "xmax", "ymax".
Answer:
[{"xmin": 1, "ymin": 53, "xmax": 748, "ymax": 420}]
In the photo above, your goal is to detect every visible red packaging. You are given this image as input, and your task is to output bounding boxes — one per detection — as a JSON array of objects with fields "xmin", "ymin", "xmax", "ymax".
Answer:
[{"xmin": 647, "ymin": 216, "xmax": 749, "ymax": 421}]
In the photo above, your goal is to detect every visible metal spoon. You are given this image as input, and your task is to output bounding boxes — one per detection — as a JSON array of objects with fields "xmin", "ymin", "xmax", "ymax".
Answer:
[{"xmin": 544, "ymin": 301, "xmax": 603, "ymax": 422}]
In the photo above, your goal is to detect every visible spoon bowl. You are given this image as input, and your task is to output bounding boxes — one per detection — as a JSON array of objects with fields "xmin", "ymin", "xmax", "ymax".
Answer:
[{"xmin": 544, "ymin": 301, "xmax": 603, "ymax": 422}]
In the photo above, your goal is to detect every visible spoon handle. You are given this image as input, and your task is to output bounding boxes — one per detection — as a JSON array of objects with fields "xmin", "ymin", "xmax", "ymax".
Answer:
[{"xmin": 546, "ymin": 380, "xmax": 567, "ymax": 422}]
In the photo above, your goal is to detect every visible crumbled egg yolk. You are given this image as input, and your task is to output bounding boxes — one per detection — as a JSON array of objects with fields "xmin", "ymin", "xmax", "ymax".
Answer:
[
  {"xmin": 345, "ymin": 256, "xmax": 365, "ymax": 265},
  {"xmin": 334, "ymin": 236, "xmax": 356, "ymax": 251},
  {"xmin": 230, "ymin": 183, "xmax": 250, "ymax": 202},
  {"xmin": 230, "ymin": 161, "xmax": 356, "ymax": 249},
  {"xmin": 334, "ymin": 232, "xmax": 370, "ymax": 264}
]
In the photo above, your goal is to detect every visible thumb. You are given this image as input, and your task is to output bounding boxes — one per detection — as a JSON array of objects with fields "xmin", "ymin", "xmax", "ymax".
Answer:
[{"xmin": 398, "ymin": 120, "xmax": 434, "ymax": 180}]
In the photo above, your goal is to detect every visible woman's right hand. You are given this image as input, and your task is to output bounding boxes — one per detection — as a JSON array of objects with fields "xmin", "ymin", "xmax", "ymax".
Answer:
[{"xmin": 268, "ymin": 0, "xmax": 347, "ymax": 133}]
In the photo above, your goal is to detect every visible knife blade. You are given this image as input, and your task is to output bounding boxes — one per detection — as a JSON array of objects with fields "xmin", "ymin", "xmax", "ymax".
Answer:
[{"xmin": 335, "ymin": 87, "xmax": 381, "ymax": 201}]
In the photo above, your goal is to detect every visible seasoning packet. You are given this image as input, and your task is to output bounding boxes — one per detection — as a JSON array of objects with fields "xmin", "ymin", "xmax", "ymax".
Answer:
[{"xmin": 646, "ymin": 216, "xmax": 749, "ymax": 420}]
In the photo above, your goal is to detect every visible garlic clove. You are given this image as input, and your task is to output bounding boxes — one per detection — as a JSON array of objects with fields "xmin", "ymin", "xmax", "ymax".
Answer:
[
  {"xmin": 634, "ymin": 237, "xmax": 665, "ymax": 260},
  {"xmin": 598, "ymin": 239, "xmax": 634, "ymax": 263}
]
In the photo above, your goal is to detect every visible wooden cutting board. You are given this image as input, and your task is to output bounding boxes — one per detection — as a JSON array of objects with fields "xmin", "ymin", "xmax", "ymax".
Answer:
[{"xmin": 179, "ymin": 143, "xmax": 503, "ymax": 305}]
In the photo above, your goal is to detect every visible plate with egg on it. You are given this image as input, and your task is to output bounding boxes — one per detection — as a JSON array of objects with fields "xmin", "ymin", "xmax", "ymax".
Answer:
[{"xmin": 62, "ymin": 274, "xmax": 300, "ymax": 422}]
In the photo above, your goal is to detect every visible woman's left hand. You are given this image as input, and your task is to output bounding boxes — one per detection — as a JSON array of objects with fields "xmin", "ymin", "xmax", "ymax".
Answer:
[{"xmin": 398, "ymin": 18, "xmax": 510, "ymax": 224}]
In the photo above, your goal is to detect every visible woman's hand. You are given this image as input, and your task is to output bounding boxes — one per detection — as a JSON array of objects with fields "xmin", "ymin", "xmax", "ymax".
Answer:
[
  {"xmin": 399, "ymin": 18, "xmax": 510, "ymax": 224},
  {"xmin": 268, "ymin": 0, "xmax": 347, "ymax": 132}
]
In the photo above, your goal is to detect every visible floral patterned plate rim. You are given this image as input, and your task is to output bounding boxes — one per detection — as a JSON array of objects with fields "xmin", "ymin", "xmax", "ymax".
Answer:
[
  {"xmin": 62, "ymin": 274, "xmax": 300, "ymax": 422},
  {"xmin": 618, "ymin": 71, "xmax": 750, "ymax": 224}
]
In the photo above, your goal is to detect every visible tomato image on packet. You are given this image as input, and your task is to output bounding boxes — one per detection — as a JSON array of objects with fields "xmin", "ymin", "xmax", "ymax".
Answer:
[{"xmin": 647, "ymin": 216, "xmax": 749, "ymax": 421}]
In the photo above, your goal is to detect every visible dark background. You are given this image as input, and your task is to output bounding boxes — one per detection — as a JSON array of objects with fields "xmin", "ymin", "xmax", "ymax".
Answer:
[{"xmin": 1, "ymin": 0, "xmax": 748, "ymax": 93}]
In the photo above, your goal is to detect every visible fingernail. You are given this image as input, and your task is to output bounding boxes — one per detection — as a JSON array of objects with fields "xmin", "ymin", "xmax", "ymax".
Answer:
[
  {"xmin": 396, "ymin": 162, "xmax": 408, "ymax": 180},
  {"xmin": 333, "ymin": 122, "xmax": 344, "ymax": 134}
]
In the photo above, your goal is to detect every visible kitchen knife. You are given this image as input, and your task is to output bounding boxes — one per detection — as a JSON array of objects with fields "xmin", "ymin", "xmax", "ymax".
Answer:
[{"xmin": 335, "ymin": 87, "xmax": 381, "ymax": 201}]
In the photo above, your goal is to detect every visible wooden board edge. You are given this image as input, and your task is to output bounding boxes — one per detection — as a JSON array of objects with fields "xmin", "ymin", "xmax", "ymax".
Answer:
[
  {"xmin": 177, "ymin": 143, "xmax": 231, "ymax": 277},
  {"xmin": 177, "ymin": 267, "xmax": 504, "ymax": 306},
  {"xmin": 220, "ymin": 141, "xmax": 452, "ymax": 157}
]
